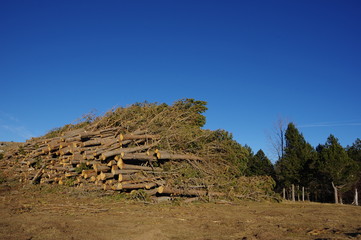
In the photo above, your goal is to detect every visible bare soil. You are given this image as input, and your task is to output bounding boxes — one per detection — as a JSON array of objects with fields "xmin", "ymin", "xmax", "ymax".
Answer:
[{"xmin": 0, "ymin": 180, "xmax": 360, "ymax": 240}]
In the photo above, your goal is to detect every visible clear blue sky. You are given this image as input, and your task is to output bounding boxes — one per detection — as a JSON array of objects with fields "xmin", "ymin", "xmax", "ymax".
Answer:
[{"xmin": 1, "ymin": 0, "xmax": 360, "ymax": 161}]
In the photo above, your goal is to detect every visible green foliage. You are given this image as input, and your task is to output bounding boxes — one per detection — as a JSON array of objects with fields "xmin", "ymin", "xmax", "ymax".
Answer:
[
  {"xmin": 87, "ymin": 99, "xmax": 249, "ymax": 176},
  {"xmin": 172, "ymin": 98, "xmax": 208, "ymax": 127},
  {"xmin": 347, "ymin": 138, "xmax": 361, "ymax": 164},
  {"xmin": 318, "ymin": 135, "xmax": 358, "ymax": 190},
  {"xmin": 0, "ymin": 153, "xmax": 3, "ymax": 160},
  {"xmin": 74, "ymin": 163, "xmax": 91, "ymax": 174},
  {"xmin": 33, "ymin": 98, "xmax": 258, "ymax": 200},
  {"xmin": 275, "ymin": 123, "xmax": 316, "ymax": 187},
  {"xmin": 44, "ymin": 127, "xmax": 63, "ymax": 138},
  {"xmin": 18, "ymin": 146, "xmax": 26, "ymax": 156},
  {"xmin": 128, "ymin": 189, "xmax": 150, "ymax": 202},
  {"xmin": 222, "ymin": 176, "xmax": 279, "ymax": 201},
  {"xmin": 44, "ymin": 111, "xmax": 98, "ymax": 139},
  {"xmin": 246, "ymin": 149, "xmax": 275, "ymax": 178},
  {"xmin": 64, "ymin": 178, "xmax": 76, "ymax": 187}
]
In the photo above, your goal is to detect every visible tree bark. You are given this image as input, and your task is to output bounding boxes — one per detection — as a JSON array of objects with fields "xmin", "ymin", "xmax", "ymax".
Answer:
[
  {"xmin": 157, "ymin": 186, "xmax": 225, "ymax": 197},
  {"xmin": 121, "ymin": 153, "xmax": 157, "ymax": 161},
  {"xmin": 117, "ymin": 160, "xmax": 162, "ymax": 171},
  {"xmin": 93, "ymin": 164, "xmax": 110, "ymax": 173},
  {"xmin": 119, "ymin": 134, "xmax": 160, "ymax": 141},
  {"xmin": 114, "ymin": 182, "xmax": 157, "ymax": 190},
  {"xmin": 101, "ymin": 142, "xmax": 159, "ymax": 160},
  {"xmin": 81, "ymin": 170, "xmax": 97, "ymax": 178},
  {"xmin": 97, "ymin": 172, "xmax": 114, "ymax": 181},
  {"xmin": 155, "ymin": 151, "xmax": 203, "ymax": 161},
  {"xmin": 355, "ymin": 188, "xmax": 359, "ymax": 206},
  {"xmin": 31, "ymin": 165, "xmax": 46, "ymax": 184},
  {"xmin": 302, "ymin": 186, "xmax": 305, "ymax": 202},
  {"xmin": 332, "ymin": 182, "xmax": 339, "ymax": 204}
]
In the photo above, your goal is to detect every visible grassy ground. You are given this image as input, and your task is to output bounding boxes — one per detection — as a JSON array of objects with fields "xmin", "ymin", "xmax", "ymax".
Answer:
[{"xmin": 0, "ymin": 180, "xmax": 360, "ymax": 240}]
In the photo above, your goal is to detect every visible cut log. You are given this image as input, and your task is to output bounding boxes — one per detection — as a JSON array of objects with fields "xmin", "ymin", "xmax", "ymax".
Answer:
[
  {"xmin": 49, "ymin": 166, "xmax": 76, "ymax": 172},
  {"xmin": 98, "ymin": 172, "xmax": 114, "ymax": 181},
  {"xmin": 71, "ymin": 153, "xmax": 83, "ymax": 161},
  {"xmin": 156, "ymin": 151, "xmax": 203, "ymax": 161},
  {"xmin": 65, "ymin": 172, "xmax": 78, "ymax": 178},
  {"xmin": 101, "ymin": 141, "xmax": 159, "ymax": 160},
  {"xmin": 111, "ymin": 165, "xmax": 140, "ymax": 175},
  {"xmin": 114, "ymin": 182, "xmax": 157, "ymax": 190},
  {"xmin": 59, "ymin": 147, "xmax": 72, "ymax": 155},
  {"xmin": 117, "ymin": 160, "xmax": 162, "ymax": 171},
  {"xmin": 93, "ymin": 164, "xmax": 110, "ymax": 173},
  {"xmin": 31, "ymin": 165, "xmax": 46, "ymax": 184},
  {"xmin": 81, "ymin": 170, "xmax": 97, "ymax": 179},
  {"xmin": 157, "ymin": 186, "xmax": 225, "ymax": 197},
  {"xmin": 82, "ymin": 140, "xmax": 102, "ymax": 147},
  {"xmin": 144, "ymin": 188, "xmax": 158, "ymax": 196},
  {"xmin": 119, "ymin": 134, "xmax": 160, "ymax": 141},
  {"xmin": 118, "ymin": 174, "xmax": 135, "ymax": 182},
  {"xmin": 121, "ymin": 153, "xmax": 157, "ymax": 161},
  {"xmin": 107, "ymin": 160, "xmax": 117, "ymax": 167}
]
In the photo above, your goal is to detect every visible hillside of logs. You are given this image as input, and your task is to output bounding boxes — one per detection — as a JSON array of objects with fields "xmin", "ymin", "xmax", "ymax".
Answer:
[
  {"xmin": 0, "ymin": 100, "xmax": 277, "ymax": 202},
  {"xmin": 1, "ymin": 126, "xmax": 218, "ymax": 200}
]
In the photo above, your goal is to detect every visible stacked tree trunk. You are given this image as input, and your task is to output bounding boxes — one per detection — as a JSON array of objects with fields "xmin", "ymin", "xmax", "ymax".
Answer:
[{"xmin": 3, "ymin": 127, "xmax": 212, "ymax": 200}]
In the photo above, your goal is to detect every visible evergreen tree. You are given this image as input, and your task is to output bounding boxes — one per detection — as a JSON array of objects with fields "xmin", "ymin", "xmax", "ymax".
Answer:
[
  {"xmin": 275, "ymin": 123, "xmax": 315, "ymax": 188},
  {"xmin": 318, "ymin": 135, "xmax": 358, "ymax": 203},
  {"xmin": 246, "ymin": 149, "xmax": 275, "ymax": 177},
  {"xmin": 347, "ymin": 138, "xmax": 361, "ymax": 204},
  {"xmin": 347, "ymin": 138, "xmax": 361, "ymax": 164}
]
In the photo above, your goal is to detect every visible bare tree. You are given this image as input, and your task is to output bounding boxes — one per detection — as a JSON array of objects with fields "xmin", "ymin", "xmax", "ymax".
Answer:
[{"xmin": 267, "ymin": 118, "xmax": 288, "ymax": 161}]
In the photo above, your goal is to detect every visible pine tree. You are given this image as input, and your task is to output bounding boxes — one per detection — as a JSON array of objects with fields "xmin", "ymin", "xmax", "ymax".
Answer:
[
  {"xmin": 347, "ymin": 138, "xmax": 361, "ymax": 164},
  {"xmin": 318, "ymin": 135, "xmax": 358, "ymax": 203},
  {"xmin": 275, "ymin": 123, "xmax": 315, "ymax": 188},
  {"xmin": 246, "ymin": 149, "xmax": 275, "ymax": 177}
]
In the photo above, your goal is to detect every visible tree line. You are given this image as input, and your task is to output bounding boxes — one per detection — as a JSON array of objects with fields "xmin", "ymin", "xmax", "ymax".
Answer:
[{"xmin": 245, "ymin": 122, "xmax": 360, "ymax": 204}]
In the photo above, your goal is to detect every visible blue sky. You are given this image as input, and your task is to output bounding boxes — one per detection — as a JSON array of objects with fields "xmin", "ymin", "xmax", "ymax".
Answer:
[{"xmin": 1, "ymin": 0, "xmax": 360, "ymax": 161}]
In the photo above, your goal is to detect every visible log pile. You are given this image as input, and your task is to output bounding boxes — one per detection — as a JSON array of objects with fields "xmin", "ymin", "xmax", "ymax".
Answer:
[{"xmin": 2, "ymin": 127, "xmax": 213, "ymax": 200}]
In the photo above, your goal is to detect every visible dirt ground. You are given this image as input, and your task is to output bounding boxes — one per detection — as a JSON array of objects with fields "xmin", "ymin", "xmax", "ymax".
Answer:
[{"xmin": 0, "ymin": 181, "xmax": 360, "ymax": 240}]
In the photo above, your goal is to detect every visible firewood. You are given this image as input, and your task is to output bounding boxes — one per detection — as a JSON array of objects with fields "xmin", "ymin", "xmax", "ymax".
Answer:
[
  {"xmin": 111, "ymin": 165, "xmax": 140, "ymax": 175},
  {"xmin": 101, "ymin": 141, "xmax": 159, "ymax": 160},
  {"xmin": 117, "ymin": 160, "xmax": 162, "ymax": 171},
  {"xmin": 98, "ymin": 172, "xmax": 114, "ymax": 181},
  {"xmin": 59, "ymin": 147, "xmax": 72, "ymax": 155},
  {"xmin": 81, "ymin": 170, "xmax": 97, "ymax": 179},
  {"xmin": 65, "ymin": 172, "xmax": 78, "ymax": 178},
  {"xmin": 144, "ymin": 188, "xmax": 158, "ymax": 196},
  {"xmin": 119, "ymin": 134, "xmax": 160, "ymax": 141},
  {"xmin": 118, "ymin": 174, "xmax": 135, "ymax": 182},
  {"xmin": 157, "ymin": 186, "xmax": 225, "ymax": 197},
  {"xmin": 156, "ymin": 151, "xmax": 203, "ymax": 161},
  {"xmin": 31, "ymin": 165, "xmax": 46, "ymax": 184},
  {"xmin": 82, "ymin": 139, "xmax": 102, "ymax": 147},
  {"xmin": 114, "ymin": 182, "xmax": 157, "ymax": 190},
  {"xmin": 49, "ymin": 166, "xmax": 76, "ymax": 172},
  {"xmin": 107, "ymin": 160, "xmax": 116, "ymax": 167},
  {"xmin": 71, "ymin": 153, "xmax": 83, "ymax": 161},
  {"xmin": 120, "ymin": 153, "xmax": 157, "ymax": 161},
  {"xmin": 93, "ymin": 164, "xmax": 110, "ymax": 173}
]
